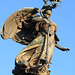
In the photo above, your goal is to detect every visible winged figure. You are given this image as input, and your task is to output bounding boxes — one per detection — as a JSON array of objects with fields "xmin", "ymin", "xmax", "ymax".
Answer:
[{"xmin": 0, "ymin": 2, "xmax": 69, "ymax": 75}]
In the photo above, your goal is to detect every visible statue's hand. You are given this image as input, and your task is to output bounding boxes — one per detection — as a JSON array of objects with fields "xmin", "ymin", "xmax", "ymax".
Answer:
[
  {"xmin": 61, "ymin": 48, "xmax": 70, "ymax": 52},
  {"xmin": 66, "ymin": 48, "xmax": 70, "ymax": 52}
]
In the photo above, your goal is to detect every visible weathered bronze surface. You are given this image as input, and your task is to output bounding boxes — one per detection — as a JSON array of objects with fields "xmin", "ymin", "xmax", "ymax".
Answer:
[{"xmin": 0, "ymin": 0, "xmax": 70, "ymax": 75}]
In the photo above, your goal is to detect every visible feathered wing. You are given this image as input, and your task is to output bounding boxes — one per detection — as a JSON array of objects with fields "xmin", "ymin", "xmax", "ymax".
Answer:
[{"xmin": 1, "ymin": 7, "xmax": 40, "ymax": 45}]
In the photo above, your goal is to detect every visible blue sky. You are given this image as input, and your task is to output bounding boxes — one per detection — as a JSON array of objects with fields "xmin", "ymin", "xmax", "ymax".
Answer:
[{"xmin": 0, "ymin": 0, "xmax": 74, "ymax": 75}]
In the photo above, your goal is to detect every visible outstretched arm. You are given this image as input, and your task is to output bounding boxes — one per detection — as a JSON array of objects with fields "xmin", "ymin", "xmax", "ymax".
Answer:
[{"xmin": 55, "ymin": 42, "xmax": 70, "ymax": 51}]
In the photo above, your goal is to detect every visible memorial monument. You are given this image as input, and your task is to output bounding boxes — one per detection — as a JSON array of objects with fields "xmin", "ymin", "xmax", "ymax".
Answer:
[{"xmin": 0, "ymin": 0, "xmax": 70, "ymax": 75}]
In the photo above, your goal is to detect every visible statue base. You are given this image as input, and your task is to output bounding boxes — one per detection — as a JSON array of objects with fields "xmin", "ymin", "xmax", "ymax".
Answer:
[{"xmin": 12, "ymin": 63, "xmax": 51, "ymax": 75}]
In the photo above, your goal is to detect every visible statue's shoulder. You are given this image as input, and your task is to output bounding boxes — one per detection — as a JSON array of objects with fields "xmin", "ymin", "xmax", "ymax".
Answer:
[{"xmin": 50, "ymin": 19, "xmax": 57, "ymax": 28}]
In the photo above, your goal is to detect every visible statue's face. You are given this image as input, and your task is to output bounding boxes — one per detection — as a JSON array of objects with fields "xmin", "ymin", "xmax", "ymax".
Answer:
[{"xmin": 45, "ymin": 10, "xmax": 52, "ymax": 18}]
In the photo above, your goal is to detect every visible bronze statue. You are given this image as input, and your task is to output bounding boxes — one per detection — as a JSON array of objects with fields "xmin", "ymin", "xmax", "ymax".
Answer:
[{"xmin": 0, "ymin": 0, "xmax": 70, "ymax": 75}]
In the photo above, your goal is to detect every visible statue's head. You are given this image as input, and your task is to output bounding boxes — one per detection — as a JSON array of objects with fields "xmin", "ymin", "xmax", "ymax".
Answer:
[
  {"xmin": 42, "ymin": 5, "xmax": 52, "ymax": 18},
  {"xmin": 44, "ymin": 9, "xmax": 52, "ymax": 18}
]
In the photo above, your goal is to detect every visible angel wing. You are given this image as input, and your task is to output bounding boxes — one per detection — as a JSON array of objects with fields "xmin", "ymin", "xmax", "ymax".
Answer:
[{"xmin": 1, "ymin": 7, "xmax": 40, "ymax": 45}]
